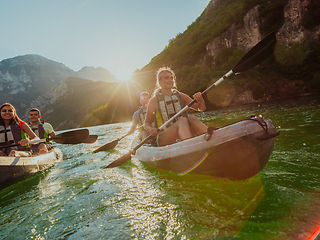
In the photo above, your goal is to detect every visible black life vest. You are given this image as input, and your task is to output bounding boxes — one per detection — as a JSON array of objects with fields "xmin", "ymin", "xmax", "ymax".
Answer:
[
  {"xmin": 0, "ymin": 122, "xmax": 29, "ymax": 154},
  {"xmin": 29, "ymin": 122, "xmax": 48, "ymax": 139}
]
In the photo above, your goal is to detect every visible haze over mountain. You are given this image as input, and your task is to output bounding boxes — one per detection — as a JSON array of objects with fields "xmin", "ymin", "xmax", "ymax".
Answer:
[{"xmin": 26, "ymin": 77, "xmax": 136, "ymax": 130}]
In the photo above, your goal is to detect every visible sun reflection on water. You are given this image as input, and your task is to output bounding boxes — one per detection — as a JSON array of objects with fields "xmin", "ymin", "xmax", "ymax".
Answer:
[{"xmin": 103, "ymin": 167, "xmax": 186, "ymax": 239}]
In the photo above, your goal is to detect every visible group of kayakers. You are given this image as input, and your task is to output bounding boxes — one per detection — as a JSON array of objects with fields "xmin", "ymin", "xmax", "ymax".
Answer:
[
  {"xmin": 127, "ymin": 67, "xmax": 208, "ymax": 146},
  {"xmin": 0, "ymin": 103, "xmax": 55, "ymax": 157},
  {"xmin": 1, "ymin": 66, "xmax": 207, "ymax": 156}
]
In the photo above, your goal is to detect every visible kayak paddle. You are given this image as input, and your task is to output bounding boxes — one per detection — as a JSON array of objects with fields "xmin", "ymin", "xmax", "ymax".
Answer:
[
  {"xmin": 44, "ymin": 129, "xmax": 90, "ymax": 144},
  {"xmin": 84, "ymin": 135, "xmax": 98, "ymax": 144},
  {"xmin": 0, "ymin": 129, "xmax": 90, "ymax": 148},
  {"xmin": 51, "ymin": 129, "xmax": 90, "ymax": 144},
  {"xmin": 93, "ymin": 133, "xmax": 130, "ymax": 153},
  {"xmin": 105, "ymin": 31, "xmax": 277, "ymax": 169},
  {"xmin": 94, "ymin": 126, "xmax": 144, "ymax": 153}
]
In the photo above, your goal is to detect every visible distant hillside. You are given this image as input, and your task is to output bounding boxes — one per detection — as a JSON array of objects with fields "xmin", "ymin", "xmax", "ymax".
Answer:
[
  {"xmin": 27, "ymin": 77, "xmax": 141, "ymax": 130},
  {"xmin": 132, "ymin": 0, "xmax": 320, "ymax": 109},
  {"xmin": 0, "ymin": 54, "xmax": 118, "ymax": 114},
  {"xmin": 77, "ymin": 66, "xmax": 118, "ymax": 82},
  {"xmin": 0, "ymin": 54, "xmax": 73, "ymax": 114}
]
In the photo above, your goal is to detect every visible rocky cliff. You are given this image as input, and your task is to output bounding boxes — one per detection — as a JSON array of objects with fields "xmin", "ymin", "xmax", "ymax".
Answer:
[
  {"xmin": 205, "ymin": 6, "xmax": 261, "ymax": 58},
  {"xmin": 277, "ymin": 0, "xmax": 320, "ymax": 43},
  {"xmin": 203, "ymin": 0, "xmax": 320, "ymax": 105},
  {"xmin": 206, "ymin": 0, "xmax": 319, "ymax": 62},
  {"xmin": 0, "ymin": 54, "xmax": 118, "ymax": 114}
]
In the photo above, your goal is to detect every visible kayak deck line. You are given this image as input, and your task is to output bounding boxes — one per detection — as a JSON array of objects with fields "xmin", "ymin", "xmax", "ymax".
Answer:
[{"xmin": 10, "ymin": 157, "xmax": 20, "ymax": 166}]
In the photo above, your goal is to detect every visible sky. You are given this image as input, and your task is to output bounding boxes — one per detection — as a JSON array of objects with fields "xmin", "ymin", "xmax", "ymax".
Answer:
[{"xmin": 0, "ymin": 0, "xmax": 211, "ymax": 81}]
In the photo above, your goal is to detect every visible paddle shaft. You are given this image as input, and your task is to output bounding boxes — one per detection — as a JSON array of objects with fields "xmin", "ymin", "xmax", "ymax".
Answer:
[
  {"xmin": 119, "ymin": 133, "xmax": 130, "ymax": 141},
  {"xmin": 0, "ymin": 129, "xmax": 90, "ymax": 149},
  {"xmin": 0, "ymin": 138, "xmax": 49, "ymax": 149},
  {"xmin": 94, "ymin": 125, "xmax": 146, "ymax": 153},
  {"xmin": 118, "ymin": 126, "xmax": 143, "ymax": 141}
]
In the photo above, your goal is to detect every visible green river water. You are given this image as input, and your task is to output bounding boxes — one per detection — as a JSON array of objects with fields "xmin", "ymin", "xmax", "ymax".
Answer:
[{"xmin": 1, "ymin": 95, "xmax": 320, "ymax": 240}]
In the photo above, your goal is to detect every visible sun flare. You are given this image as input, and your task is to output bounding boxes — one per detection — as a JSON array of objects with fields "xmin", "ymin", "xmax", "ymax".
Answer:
[{"xmin": 115, "ymin": 67, "xmax": 134, "ymax": 82}]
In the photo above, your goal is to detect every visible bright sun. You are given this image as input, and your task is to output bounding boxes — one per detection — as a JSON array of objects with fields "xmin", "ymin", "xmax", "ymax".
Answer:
[{"xmin": 115, "ymin": 67, "xmax": 134, "ymax": 82}]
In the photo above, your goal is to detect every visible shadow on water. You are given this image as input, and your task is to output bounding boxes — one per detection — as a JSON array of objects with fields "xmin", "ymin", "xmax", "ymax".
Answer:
[{"xmin": 0, "ymin": 171, "xmax": 48, "ymax": 205}]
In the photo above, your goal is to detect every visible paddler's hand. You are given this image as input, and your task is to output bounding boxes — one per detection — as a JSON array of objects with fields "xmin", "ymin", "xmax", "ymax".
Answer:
[
  {"xmin": 18, "ymin": 139, "xmax": 29, "ymax": 146},
  {"xmin": 149, "ymin": 127, "xmax": 160, "ymax": 136},
  {"xmin": 193, "ymin": 92, "xmax": 203, "ymax": 103}
]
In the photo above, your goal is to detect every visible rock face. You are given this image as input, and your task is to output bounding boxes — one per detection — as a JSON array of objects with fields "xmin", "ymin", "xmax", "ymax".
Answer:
[
  {"xmin": 206, "ymin": 0, "xmax": 320, "ymax": 60},
  {"xmin": 25, "ymin": 80, "xmax": 73, "ymax": 129},
  {"xmin": 0, "ymin": 55, "xmax": 73, "ymax": 91},
  {"xmin": 206, "ymin": 6, "xmax": 262, "ymax": 58},
  {"xmin": 204, "ymin": 0, "xmax": 320, "ymax": 106},
  {"xmin": 0, "ymin": 55, "xmax": 75, "ymax": 113},
  {"xmin": 0, "ymin": 54, "xmax": 118, "ymax": 114},
  {"xmin": 31, "ymin": 81, "xmax": 68, "ymax": 108},
  {"xmin": 277, "ymin": 0, "xmax": 320, "ymax": 43}
]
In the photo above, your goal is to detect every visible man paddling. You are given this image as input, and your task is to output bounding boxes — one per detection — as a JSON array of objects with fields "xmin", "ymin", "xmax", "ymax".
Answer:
[
  {"xmin": 127, "ymin": 92, "xmax": 156, "ymax": 140},
  {"xmin": 29, "ymin": 108, "xmax": 56, "ymax": 154}
]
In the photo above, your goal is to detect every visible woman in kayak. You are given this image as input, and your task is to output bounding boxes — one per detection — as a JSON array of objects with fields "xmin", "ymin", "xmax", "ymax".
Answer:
[
  {"xmin": 0, "ymin": 102, "xmax": 39, "ymax": 157},
  {"xmin": 144, "ymin": 67, "xmax": 207, "ymax": 146}
]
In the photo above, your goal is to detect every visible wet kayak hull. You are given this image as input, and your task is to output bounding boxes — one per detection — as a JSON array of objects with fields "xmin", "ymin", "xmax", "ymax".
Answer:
[
  {"xmin": 0, "ymin": 147, "xmax": 62, "ymax": 185},
  {"xmin": 135, "ymin": 116, "xmax": 279, "ymax": 180}
]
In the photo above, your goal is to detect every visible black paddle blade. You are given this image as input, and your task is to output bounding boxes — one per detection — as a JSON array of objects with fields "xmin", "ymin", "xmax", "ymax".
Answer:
[
  {"xmin": 83, "ymin": 135, "xmax": 98, "ymax": 144},
  {"xmin": 93, "ymin": 139, "xmax": 119, "ymax": 153},
  {"xmin": 51, "ymin": 129, "xmax": 89, "ymax": 144},
  {"xmin": 232, "ymin": 32, "xmax": 277, "ymax": 73},
  {"xmin": 105, "ymin": 152, "xmax": 132, "ymax": 168}
]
